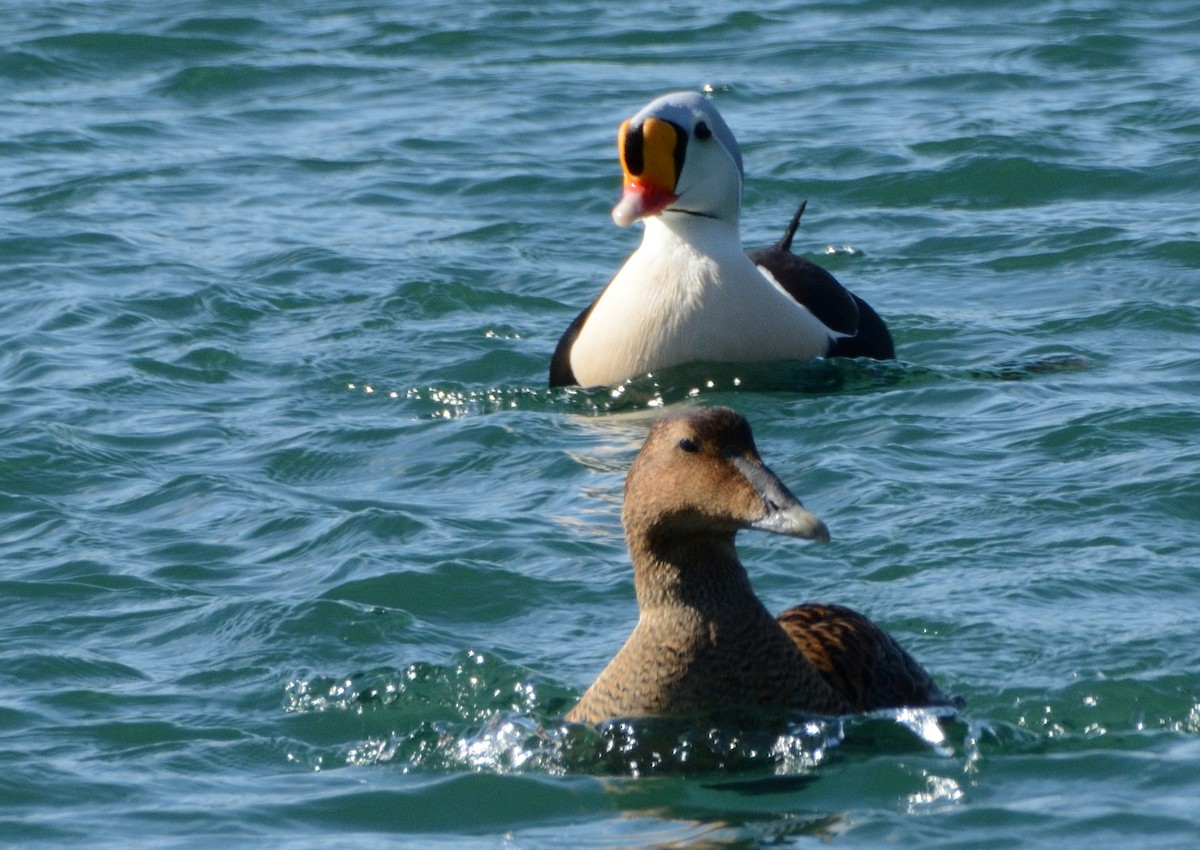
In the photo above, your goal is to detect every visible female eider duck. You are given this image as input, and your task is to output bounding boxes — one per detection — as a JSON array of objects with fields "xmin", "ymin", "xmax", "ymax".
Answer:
[
  {"xmin": 550, "ymin": 91, "xmax": 894, "ymax": 389},
  {"xmin": 566, "ymin": 406, "xmax": 948, "ymax": 726}
]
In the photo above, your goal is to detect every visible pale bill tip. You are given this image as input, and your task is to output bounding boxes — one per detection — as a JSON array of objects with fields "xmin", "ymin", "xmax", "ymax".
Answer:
[
  {"xmin": 754, "ymin": 505, "xmax": 831, "ymax": 544},
  {"xmin": 611, "ymin": 193, "xmax": 642, "ymax": 227}
]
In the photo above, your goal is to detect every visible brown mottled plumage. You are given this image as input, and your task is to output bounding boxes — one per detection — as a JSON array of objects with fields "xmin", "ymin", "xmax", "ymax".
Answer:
[
  {"xmin": 566, "ymin": 407, "xmax": 949, "ymax": 726},
  {"xmin": 776, "ymin": 603, "xmax": 947, "ymax": 713}
]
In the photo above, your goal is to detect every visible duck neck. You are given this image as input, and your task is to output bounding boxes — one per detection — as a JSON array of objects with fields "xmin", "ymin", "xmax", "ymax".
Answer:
[
  {"xmin": 628, "ymin": 528, "xmax": 763, "ymax": 617},
  {"xmin": 644, "ymin": 212, "xmax": 743, "ymax": 259}
]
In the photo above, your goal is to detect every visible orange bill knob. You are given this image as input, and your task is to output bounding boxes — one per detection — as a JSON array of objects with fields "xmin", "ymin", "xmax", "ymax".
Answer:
[{"xmin": 612, "ymin": 117, "xmax": 684, "ymax": 226}]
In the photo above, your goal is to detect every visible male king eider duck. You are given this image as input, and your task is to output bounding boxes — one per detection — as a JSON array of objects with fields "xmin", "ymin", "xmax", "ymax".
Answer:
[
  {"xmin": 549, "ymin": 91, "xmax": 894, "ymax": 389},
  {"xmin": 566, "ymin": 406, "xmax": 949, "ymax": 726}
]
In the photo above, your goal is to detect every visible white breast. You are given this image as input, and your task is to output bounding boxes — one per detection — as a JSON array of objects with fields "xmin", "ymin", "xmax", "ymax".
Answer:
[{"xmin": 568, "ymin": 217, "xmax": 832, "ymax": 387}]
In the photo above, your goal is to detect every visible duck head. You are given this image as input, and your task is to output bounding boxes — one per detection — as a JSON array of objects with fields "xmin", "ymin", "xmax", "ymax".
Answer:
[
  {"xmin": 623, "ymin": 407, "xmax": 830, "ymax": 546},
  {"xmin": 611, "ymin": 92, "xmax": 745, "ymax": 228}
]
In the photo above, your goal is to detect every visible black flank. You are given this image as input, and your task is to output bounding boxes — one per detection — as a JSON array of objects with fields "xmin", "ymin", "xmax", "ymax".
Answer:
[
  {"xmin": 549, "ymin": 299, "xmax": 595, "ymax": 387},
  {"xmin": 746, "ymin": 201, "xmax": 895, "ymax": 360}
]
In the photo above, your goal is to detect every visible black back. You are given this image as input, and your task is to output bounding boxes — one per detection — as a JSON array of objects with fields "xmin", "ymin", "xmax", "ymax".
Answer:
[{"xmin": 746, "ymin": 201, "xmax": 894, "ymax": 359}]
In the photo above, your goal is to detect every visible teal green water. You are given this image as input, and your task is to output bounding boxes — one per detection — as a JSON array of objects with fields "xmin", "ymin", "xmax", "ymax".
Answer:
[{"xmin": 3, "ymin": 2, "xmax": 1199, "ymax": 847}]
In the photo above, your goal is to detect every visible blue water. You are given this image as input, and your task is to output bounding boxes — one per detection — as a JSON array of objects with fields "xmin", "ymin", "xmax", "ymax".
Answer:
[{"xmin": 3, "ymin": 2, "xmax": 1199, "ymax": 847}]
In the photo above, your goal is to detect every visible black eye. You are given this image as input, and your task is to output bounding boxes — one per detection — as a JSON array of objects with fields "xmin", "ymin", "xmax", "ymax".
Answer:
[
  {"xmin": 678, "ymin": 437, "xmax": 700, "ymax": 453},
  {"xmin": 694, "ymin": 121, "xmax": 711, "ymax": 140}
]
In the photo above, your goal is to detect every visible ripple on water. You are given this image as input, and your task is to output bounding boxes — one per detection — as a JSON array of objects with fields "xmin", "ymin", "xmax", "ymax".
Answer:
[{"xmin": 282, "ymin": 647, "xmax": 968, "ymax": 785}]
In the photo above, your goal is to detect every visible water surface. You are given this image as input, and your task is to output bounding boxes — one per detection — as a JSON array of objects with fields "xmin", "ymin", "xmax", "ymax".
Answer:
[{"xmin": 2, "ymin": 2, "xmax": 1199, "ymax": 848}]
